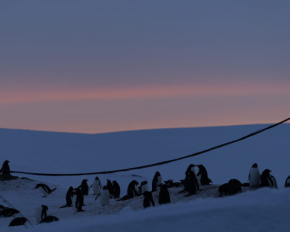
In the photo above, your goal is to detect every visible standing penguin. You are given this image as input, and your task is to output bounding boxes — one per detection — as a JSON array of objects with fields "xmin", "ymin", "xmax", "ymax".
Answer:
[
  {"xmin": 34, "ymin": 184, "xmax": 56, "ymax": 197},
  {"xmin": 285, "ymin": 175, "xmax": 290, "ymax": 187},
  {"xmin": 91, "ymin": 177, "xmax": 101, "ymax": 195},
  {"xmin": 100, "ymin": 186, "xmax": 110, "ymax": 206},
  {"xmin": 152, "ymin": 172, "xmax": 162, "ymax": 192},
  {"xmin": 143, "ymin": 191, "xmax": 155, "ymax": 209},
  {"xmin": 72, "ymin": 188, "xmax": 85, "ymax": 212},
  {"xmin": 269, "ymin": 174, "xmax": 278, "ymax": 188},
  {"xmin": 248, "ymin": 163, "xmax": 260, "ymax": 187},
  {"xmin": 112, "ymin": 180, "xmax": 121, "ymax": 199},
  {"xmin": 139, "ymin": 181, "xmax": 149, "ymax": 195},
  {"xmin": 184, "ymin": 170, "xmax": 199, "ymax": 196},
  {"xmin": 60, "ymin": 186, "xmax": 74, "ymax": 208},
  {"xmin": 196, "ymin": 164, "xmax": 211, "ymax": 186},
  {"xmin": 158, "ymin": 184, "xmax": 170, "ymax": 205},
  {"xmin": 118, "ymin": 180, "xmax": 139, "ymax": 201},
  {"xmin": 77, "ymin": 179, "xmax": 89, "ymax": 196},
  {"xmin": 35, "ymin": 205, "xmax": 48, "ymax": 224},
  {"xmin": 106, "ymin": 179, "xmax": 114, "ymax": 197},
  {"xmin": 0, "ymin": 160, "xmax": 10, "ymax": 176},
  {"xmin": 261, "ymin": 169, "xmax": 277, "ymax": 188}
]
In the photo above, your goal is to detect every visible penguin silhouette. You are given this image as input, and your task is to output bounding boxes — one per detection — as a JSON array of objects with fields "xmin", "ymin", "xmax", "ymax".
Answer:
[
  {"xmin": 248, "ymin": 163, "xmax": 260, "ymax": 187},
  {"xmin": 152, "ymin": 172, "xmax": 162, "ymax": 192},
  {"xmin": 158, "ymin": 184, "xmax": 170, "ymax": 205},
  {"xmin": 77, "ymin": 179, "xmax": 89, "ymax": 196},
  {"xmin": 261, "ymin": 169, "xmax": 277, "ymax": 188},
  {"xmin": 9, "ymin": 217, "xmax": 28, "ymax": 227},
  {"xmin": 73, "ymin": 188, "xmax": 85, "ymax": 212},
  {"xmin": 106, "ymin": 179, "xmax": 114, "ymax": 197},
  {"xmin": 35, "ymin": 205, "xmax": 48, "ymax": 224},
  {"xmin": 112, "ymin": 180, "xmax": 120, "ymax": 199},
  {"xmin": 0, "ymin": 208, "xmax": 20, "ymax": 217},
  {"xmin": 34, "ymin": 184, "xmax": 56, "ymax": 197},
  {"xmin": 60, "ymin": 186, "xmax": 74, "ymax": 208},
  {"xmin": 118, "ymin": 180, "xmax": 139, "ymax": 201},
  {"xmin": 0, "ymin": 160, "xmax": 10, "ymax": 176},
  {"xmin": 196, "ymin": 164, "xmax": 211, "ymax": 185},
  {"xmin": 143, "ymin": 191, "xmax": 155, "ymax": 209}
]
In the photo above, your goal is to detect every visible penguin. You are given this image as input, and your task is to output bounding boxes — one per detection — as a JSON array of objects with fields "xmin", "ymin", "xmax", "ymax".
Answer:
[
  {"xmin": 0, "ymin": 160, "xmax": 10, "ymax": 176},
  {"xmin": 261, "ymin": 169, "xmax": 277, "ymax": 188},
  {"xmin": 218, "ymin": 180, "xmax": 241, "ymax": 197},
  {"xmin": 180, "ymin": 164, "xmax": 196, "ymax": 193},
  {"xmin": 77, "ymin": 179, "xmax": 89, "ymax": 196},
  {"xmin": 40, "ymin": 216, "xmax": 59, "ymax": 223},
  {"xmin": 186, "ymin": 164, "xmax": 196, "ymax": 174},
  {"xmin": 248, "ymin": 163, "xmax": 260, "ymax": 187},
  {"xmin": 218, "ymin": 183, "xmax": 229, "ymax": 197},
  {"xmin": 152, "ymin": 171, "xmax": 162, "ymax": 192},
  {"xmin": 73, "ymin": 188, "xmax": 85, "ymax": 212},
  {"xmin": 118, "ymin": 180, "xmax": 139, "ymax": 201},
  {"xmin": 91, "ymin": 176, "xmax": 101, "ymax": 195},
  {"xmin": 0, "ymin": 208, "xmax": 20, "ymax": 217},
  {"xmin": 184, "ymin": 170, "xmax": 199, "ymax": 196},
  {"xmin": 9, "ymin": 217, "xmax": 28, "ymax": 227},
  {"xmin": 158, "ymin": 184, "xmax": 170, "ymax": 205},
  {"xmin": 100, "ymin": 186, "xmax": 110, "ymax": 206},
  {"xmin": 34, "ymin": 184, "xmax": 56, "ymax": 197},
  {"xmin": 196, "ymin": 164, "xmax": 211, "ymax": 186},
  {"xmin": 285, "ymin": 175, "xmax": 290, "ymax": 187},
  {"xmin": 112, "ymin": 180, "xmax": 121, "ymax": 199},
  {"xmin": 228, "ymin": 179, "xmax": 242, "ymax": 194},
  {"xmin": 60, "ymin": 186, "xmax": 74, "ymax": 208},
  {"xmin": 35, "ymin": 205, "xmax": 48, "ymax": 224},
  {"xmin": 106, "ymin": 179, "xmax": 114, "ymax": 197},
  {"xmin": 143, "ymin": 191, "xmax": 155, "ymax": 209},
  {"xmin": 139, "ymin": 181, "xmax": 149, "ymax": 195},
  {"xmin": 269, "ymin": 174, "xmax": 278, "ymax": 188}
]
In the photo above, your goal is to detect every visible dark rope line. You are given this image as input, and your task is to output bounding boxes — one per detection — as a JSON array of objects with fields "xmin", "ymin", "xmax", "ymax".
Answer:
[{"xmin": 10, "ymin": 117, "xmax": 290, "ymax": 177}]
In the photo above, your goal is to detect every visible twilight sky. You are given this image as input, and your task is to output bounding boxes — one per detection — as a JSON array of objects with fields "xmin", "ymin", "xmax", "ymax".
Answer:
[{"xmin": 1, "ymin": 0, "xmax": 290, "ymax": 133}]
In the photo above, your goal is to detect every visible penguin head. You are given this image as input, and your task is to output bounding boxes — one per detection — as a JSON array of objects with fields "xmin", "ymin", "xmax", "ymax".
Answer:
[
  {"xmin": 265, "ymin": 169, "xmax": 272, "ymax": 173},
  {"xmin": 188, "ymin": 164, "xmax": 195, "ymax": 169},
  {"xmin": 95, "ymin": 177, "xmax": 99, "ymax": 180},
  {"xmin": 34, "ymin": 184, "xmax": 40, "ymax": 190},
  {"xmin": 133, "ymin": 180, "xmax": 139, "ymax": 186},
  {"xmin": 42, "ymin": 205, "xmax": 48, "ymax": 211},
  {"xmin": 68, "ymin": 186, "xmax": 74, "ymax": 192},
  {"xmin": 106, "ymin": 179, "xmax": 112, "ymax": 184},
  {"xmin": 4, "ymin": 160, "xmax": 10, "ymax": 164},
  {"xmin": 155, "ymin": 171, "xmax": 161, "ymax": 177},
  {"xmin": 252, "ymin": 163, "xmax": 258, "ymax": 168}
]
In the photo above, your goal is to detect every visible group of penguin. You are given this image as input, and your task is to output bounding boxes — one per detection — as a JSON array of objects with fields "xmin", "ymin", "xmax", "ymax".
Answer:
[
  {"xmin": 2, "ymin": 160, "xmax": 290, "ymax": 227},
  {"xmin": 218, "ymin": 163, "xmax": 289, "ymax": 197}
]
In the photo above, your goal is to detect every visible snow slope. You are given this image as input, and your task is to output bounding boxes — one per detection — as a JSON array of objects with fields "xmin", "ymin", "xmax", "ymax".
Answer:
[{"xmin": 0, "ymin": 123, "xmax": 289, "ymax": 231}]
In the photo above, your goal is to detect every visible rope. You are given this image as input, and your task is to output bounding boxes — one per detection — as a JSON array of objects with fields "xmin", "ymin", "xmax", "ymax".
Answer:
[{"xmin": 10, "ymin": 117, "xmax": 290, "ymax": 177}]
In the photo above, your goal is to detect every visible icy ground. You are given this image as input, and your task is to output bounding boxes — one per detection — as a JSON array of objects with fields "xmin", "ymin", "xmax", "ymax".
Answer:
[{"xmin": 0, "ymin": 124, "xmax": 289, "ymax": 231}]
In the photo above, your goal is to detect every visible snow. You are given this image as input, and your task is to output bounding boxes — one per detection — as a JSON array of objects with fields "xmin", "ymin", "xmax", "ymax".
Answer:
[{"xmin": 0, "ymin": 123, "xmax": 289, "ymax": 231}]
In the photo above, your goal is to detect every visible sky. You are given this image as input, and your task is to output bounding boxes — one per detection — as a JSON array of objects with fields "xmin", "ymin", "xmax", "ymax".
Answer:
[{"xmin": 0, "ymin": 0, "xmax": 290, "ymax": 134}]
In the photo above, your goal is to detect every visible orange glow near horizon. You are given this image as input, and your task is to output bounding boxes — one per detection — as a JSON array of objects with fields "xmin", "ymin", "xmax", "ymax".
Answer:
[{"xmin": 1, "ymin": 82, "xmax": 290, "ymax": 106}]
